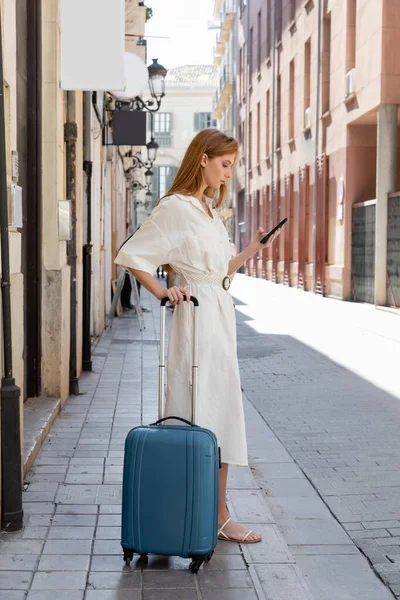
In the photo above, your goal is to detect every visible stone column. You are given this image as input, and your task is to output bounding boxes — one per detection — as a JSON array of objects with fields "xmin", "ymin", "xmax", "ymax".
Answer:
[{"xmin": 375, "ymin": 105, "xmax": 397, "ymax": 306}]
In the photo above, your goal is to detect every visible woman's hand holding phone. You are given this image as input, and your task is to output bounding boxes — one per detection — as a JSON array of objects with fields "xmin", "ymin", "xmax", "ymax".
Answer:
[{"xmin": 251, "ymin": 218, "xmax": 287, "ymax": 251}]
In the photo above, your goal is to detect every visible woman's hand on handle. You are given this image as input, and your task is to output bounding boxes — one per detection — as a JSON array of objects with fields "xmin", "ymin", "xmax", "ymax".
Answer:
[{"xmin": 158, "ymin": 286, "xmax": 191, "ymax": 305}]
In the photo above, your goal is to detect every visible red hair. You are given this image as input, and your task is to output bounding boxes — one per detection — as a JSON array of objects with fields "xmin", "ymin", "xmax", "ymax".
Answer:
[{"xmin": 163, "ymin": 128, "xmax": 239, "ymax": 209}]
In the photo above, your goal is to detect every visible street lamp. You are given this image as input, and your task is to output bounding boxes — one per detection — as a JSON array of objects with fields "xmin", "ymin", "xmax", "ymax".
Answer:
[
  {"xmin": 144, "ymin": 168, "xmax": 153, "ymax": 186},
  {"xmin": 146, "ymin": 137, "xmax": 159, "ymax": 163},
  {"xmin": 133, "ymin": 59, "xmax": 168, "ymax": 113}
]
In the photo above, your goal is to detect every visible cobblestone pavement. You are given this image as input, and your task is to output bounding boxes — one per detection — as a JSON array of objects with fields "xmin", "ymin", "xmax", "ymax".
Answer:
[
  {"xmin": 0, "ymin": 275, "xmax": 398, "ymax": 599},
  {"xmin": 233, "ymin": 274, "xmax": 400, "ymax": 600}
]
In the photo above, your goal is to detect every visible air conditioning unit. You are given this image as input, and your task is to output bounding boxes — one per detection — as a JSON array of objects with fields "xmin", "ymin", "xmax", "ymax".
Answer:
[
  {"xmin": 304, "ymin": 106, "xmax": 311, "ymax": 130},
  {"xmin": 345, "ymin": 69, "xmax": 355, "ymax": 97}
]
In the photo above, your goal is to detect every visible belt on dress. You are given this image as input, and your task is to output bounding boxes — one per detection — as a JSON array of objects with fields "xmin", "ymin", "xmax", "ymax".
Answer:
[{"xmin": 180, "ymin": 274, "xmax": 231, "ymax": 291}]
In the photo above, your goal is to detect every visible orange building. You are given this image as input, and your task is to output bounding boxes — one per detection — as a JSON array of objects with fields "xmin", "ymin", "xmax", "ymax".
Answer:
[{"xmin": 213, "ymin": 0, "xmax": 400, "ymax": 307}]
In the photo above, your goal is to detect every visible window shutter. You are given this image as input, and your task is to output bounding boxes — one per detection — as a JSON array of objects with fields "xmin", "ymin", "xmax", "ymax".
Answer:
[
  {"xmin": 194, "ymin": 113, "xmax": 200, "ymax": 131},
  {"xmin": 152, "ymin": 166, "xmax": 160, "ymax": 199}
]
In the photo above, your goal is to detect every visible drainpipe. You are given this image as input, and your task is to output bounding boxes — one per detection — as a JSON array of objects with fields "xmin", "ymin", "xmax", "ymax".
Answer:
[
  {"xmin": 312, "ymin": 0, "xmax": 323, "ymax": 292},
  {"xmin": 242, "ymin": 0, "xmax": 250, "ymax": 258},
  {"xmin": 82, "ymin": 92, "xmax": 92, "ymax": 371},
  {"xmin": 270, "ymin": 0, "xmax": 277, "ymax": 250},
  {"xmin": 65, "ymin": 92, "xmax": 79, "ymax": 394},
  {"xmin": 0, "ymin": 8, "xmax": 23, "ymax": 531}
]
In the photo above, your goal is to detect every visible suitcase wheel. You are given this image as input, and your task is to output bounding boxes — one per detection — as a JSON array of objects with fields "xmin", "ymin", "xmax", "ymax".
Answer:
[
  {"xmin": 123, "ymin": 548, "xmax": 135, "ymax": 566},
  {"xmin": 189, "ymin": 558, "xmax": 203, "ymax": 574}
]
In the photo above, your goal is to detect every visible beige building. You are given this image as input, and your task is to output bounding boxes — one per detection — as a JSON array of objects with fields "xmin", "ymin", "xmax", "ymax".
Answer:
[
  {"xmin": 0, "ymin": 0, "xmax": 150, "ymax": 525},
  {"xmin": 215, "ymin": 0, "xmax": 400, "ymax": 306}
]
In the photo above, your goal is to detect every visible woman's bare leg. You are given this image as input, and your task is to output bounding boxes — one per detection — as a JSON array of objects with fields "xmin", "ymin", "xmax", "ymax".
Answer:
[{"xmin": 218, "ymin": 463, "xmax": 262, "ymax": 543}]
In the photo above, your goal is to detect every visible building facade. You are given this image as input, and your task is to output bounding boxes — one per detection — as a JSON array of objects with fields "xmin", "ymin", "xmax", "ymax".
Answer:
[
  {"xmin": 213, "ymin": 0, "xmax": 400, "ymax": 306},
  {"xmin": 0, "ymin": 0, "xmax": 151, "ymax": 525},
  {"xmin": 135, "ymin": 65, "xmax": 218, "ymax": 225}
]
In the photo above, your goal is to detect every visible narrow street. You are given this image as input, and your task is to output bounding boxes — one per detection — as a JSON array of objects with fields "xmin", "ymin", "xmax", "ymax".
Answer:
[{"xmin": 1, "ymin": 275, "xmax": 399, "ymax": 599}]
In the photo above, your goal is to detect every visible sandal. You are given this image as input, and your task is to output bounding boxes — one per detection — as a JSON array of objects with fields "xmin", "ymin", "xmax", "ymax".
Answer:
[{"xmin": 217, "ymin": 517, "xmax": 262, "ymax": 544}]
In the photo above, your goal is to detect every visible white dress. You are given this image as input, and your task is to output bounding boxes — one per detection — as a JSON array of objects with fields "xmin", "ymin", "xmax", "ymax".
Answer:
[{"xmin": 114, "ymin": 193, "xmax": 248, "ymax": 466}]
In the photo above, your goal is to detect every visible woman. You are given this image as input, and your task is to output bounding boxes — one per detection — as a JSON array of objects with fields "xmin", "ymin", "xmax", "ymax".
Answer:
[{"xmin": 115, "ymin": 129, "xmax": 281, "ymax": 544}]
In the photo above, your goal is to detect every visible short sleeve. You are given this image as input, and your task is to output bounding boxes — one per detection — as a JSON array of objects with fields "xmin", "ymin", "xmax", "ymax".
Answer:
[{"xmin": 114, "ymin": 199, "xmax": 179, "ymax": 274}]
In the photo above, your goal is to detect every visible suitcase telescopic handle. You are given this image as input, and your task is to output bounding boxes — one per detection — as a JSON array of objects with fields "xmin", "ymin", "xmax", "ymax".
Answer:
[{"xmin": 159, "ymin": 295, "xmax": 199, "ymax": 425}]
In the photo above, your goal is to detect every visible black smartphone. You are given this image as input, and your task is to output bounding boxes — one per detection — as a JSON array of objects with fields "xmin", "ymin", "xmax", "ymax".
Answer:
[{"xmin": 260, "ymin": 217, "xmax": 288, "ymax": 244}]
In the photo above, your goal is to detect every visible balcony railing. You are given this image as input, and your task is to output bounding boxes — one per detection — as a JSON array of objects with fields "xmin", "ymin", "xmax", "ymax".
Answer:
[
  {"xmin": 154, "ymin": 133, "xmax": 172, "ymax": 147},
  {"xmin": 212, "ymin": 65, "xmax": 233, "ymax": 119}
]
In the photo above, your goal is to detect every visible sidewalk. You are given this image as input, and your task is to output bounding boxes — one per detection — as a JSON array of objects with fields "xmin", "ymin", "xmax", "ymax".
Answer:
[{"xmin": 0, "ymin": 275, "xmax": 398, "ymax": 599}]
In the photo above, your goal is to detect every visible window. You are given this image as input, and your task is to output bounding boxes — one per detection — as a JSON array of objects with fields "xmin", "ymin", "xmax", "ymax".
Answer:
[
  {"xmin": 194, "ymin": 113, "xmax": 217, "ymax": 131},
  {"xmin": 290, "ymin": 0, "xmax": 296, "ymax": 22},
  {"xmin": 257, "ymin": 10, "xmax": 262, "ymax": 73},
  {"xmin": 276, "ymin": 75, "xmax": 281, "ymax": 149},
  {"xmin": 257, "ymin": 102, "xmax": 261, "ymax": 165},
  {"xmin": 266, "ymin": 90, "xmax": 270, "ymax": 157},
  {"xmin": 249, "ymin": 27, "xmax": 254, "ymax": 76},
  {"xmin": 266, "ymin": 0, "xmax": 272, "ymax": 60},
  {"xmin": 153, "ymin": 112, "xmax": 172, "ymax": 146},
  {"xmin": 346, "ymin": 0, "xmax": 357, "ymax": 71},
  {"xmin": 239, "ymin": 48, "xmax": 243, "ymax": 99},
  {"xmin": 304, "ymin": 38, "xmax": 311, "ymax": 113},
  {"xmin": 322, "ymin": 14, "xmax": 331, "ymax": 114},
  {"xmin": 249, "ymin": 110, "xmax": 252, "ymax": 169},
  {"xmin": 152, "ymin": 166, "xmax": 178, "ymax": 199},
  {"xmin": 289, "ymin": 59, "xmax": 295, "ymax": 140},
  {"xmin": 241, "ymin": 42, "xmax": 246, "ymax": 97},
  {"xmin": 276, "ymin": 1, "xmax": 282, "ymax": 44}
]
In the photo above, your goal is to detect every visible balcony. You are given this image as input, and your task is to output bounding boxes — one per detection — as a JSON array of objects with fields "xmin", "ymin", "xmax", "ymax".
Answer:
[
  {"xmin": 219, "ymin": 0, "xmax": 234, "ymax": 43},
  {"xmin": 154, "ymin": 133, "xmax": 172, "ymax": 147},
  {"xmin": 213, "ymin": 0, "xmax": 234, "ymax": 63},
  {"xmin": 212, "ymin": 65, "xmax": 233, "ymax": 120}
]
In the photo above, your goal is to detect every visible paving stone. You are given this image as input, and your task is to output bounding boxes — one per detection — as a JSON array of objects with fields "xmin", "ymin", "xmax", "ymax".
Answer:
[
  {"xmin": 47, "ymin": 526, "xmax": 95, "ymax": 539},
  {"xmin": 90, "ymin": 555, "xmax": 133, "ymax": 572},
  {"xmin": 241, "ymin": 524, "xmax": 294, "ymax": 564},
  {"xmin": 197, "ymin": 570, "xmax": 254, "ymax": 589},
  {"xmin": 38, "ymin": 554, "xmax": 91, "ymax": 571},
  {"xmin": 2, "ymin": 592, "xmax": 28, "ymax": 600},
  {"xmin": 52, "ymin": 514, "xmax": 97, "ymax": 526},
  {"xmin": 95, "ymin": 527, "xmax": 120, "ymax": 540},
  {"xmin": 142, "ymin": 570, "xmax": 198, "ymax": 589},
  {"xmin": 43, "ymin": 539, "xmax": 92, "ymax": 555},
  {"xmin": 56, "ymin": 485, "xmax": 98, "ymax": 504},
  {"xmin": 27, "ymin": 591, "xmax": 84, "ymax": 599},
  {"xmin": 0, "ymin": 540, "xmax": 43, "ymax": 555},
  {"xmin": 30, "ymin": 571, "xmax": 87, "ymax": 590},
  {"xmin": 55, "ymin": 504, "xmax": 98, "ymax": 515},
  {"xmin": 265, "ymin": 496, "xmax": 332, "ymax": 520},
  {"xmin": 0, "ymin": 554, "xmax": 39, "ymax": 571},
  {"xmin": 254, "ymin": 565, "xmax": 313, "ymax": 600},
  {"xmin": 0, "ymin": 570, "xmax": 33, "ymax": 590},
  {"xmin": 86, "ymin": 592, "xmax": 141, "ymax": 600},
  {"xmin": 201, "ymin": 590, "xmax": 258, "ymax": 600},
  {"xmin": 278, "ymin": 519, "xmax": 352, "ymax": 546},
  {"xmin": 87, "ymin": 571, "xmax": 141, "ymax": 589},
  {"xmin": 97, "ymin": 515, "xmax": 121, "ymax": 527},
  {"xmin": 295, "ymin": 554, "xmax": 394, "ymax": 600},
  {"xmin": 93, "ymin": 540, "xmax": 122, "ymax": 555},
  {"xmin": 291, "ymin": 545, "xmax": 360, "ymax": 556},
  {"xmin": 228, "ymin": 489, "xmax": 274, "ymax": 523}
]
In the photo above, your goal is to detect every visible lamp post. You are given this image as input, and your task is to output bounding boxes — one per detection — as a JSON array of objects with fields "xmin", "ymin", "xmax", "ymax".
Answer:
[{"xmin": 133, "ymin": 59, "xmax": 168, "ymax": 113}]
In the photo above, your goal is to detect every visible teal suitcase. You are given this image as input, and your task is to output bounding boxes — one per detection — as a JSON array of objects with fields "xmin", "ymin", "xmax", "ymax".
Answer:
[{"xmin": 121, "ymin": 297, "xmax": 220, "ymax": 573}]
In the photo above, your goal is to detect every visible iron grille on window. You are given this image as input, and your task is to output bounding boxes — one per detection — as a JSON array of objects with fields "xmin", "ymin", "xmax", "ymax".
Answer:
[{"xmin": 194, "ymin": 112, "xmax": 217, "ymax": 131}]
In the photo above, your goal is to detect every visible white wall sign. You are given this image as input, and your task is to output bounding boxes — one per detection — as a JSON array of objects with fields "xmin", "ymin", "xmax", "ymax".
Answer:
[{"xmin": 60, "ymin": 0, "xmax": 125, "ymax": 91}]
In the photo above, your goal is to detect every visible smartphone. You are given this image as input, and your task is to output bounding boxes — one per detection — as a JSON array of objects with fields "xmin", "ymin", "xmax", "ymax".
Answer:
[{"xmin": 260, "ymin": 217, "xmax": 288, "ymax": 244}]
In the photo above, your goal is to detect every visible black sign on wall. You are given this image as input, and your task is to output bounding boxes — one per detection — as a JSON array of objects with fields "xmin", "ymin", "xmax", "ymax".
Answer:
[{"xmin": 104, "ymin": 110, "xmax": 147, "ymax": 146}]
